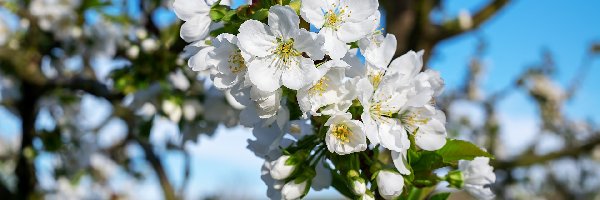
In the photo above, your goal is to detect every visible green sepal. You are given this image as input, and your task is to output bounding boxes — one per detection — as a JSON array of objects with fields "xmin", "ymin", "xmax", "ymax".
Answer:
[{"xmin": 446, "ymin": 170, "xmax": 464, "ymax": 188}]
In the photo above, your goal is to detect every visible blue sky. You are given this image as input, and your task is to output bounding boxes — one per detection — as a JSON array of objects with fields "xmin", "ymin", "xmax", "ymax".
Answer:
[{"xmin": 1, "ymin": 0, "xmax": 600, "ymax": 199}]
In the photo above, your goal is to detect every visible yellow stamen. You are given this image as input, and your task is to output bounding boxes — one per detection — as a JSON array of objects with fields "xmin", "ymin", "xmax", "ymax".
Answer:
[
  {"xmin": 402, "ymin": 111, "xmax": 430, "ymax": 129},
  {"xmin": 273, "ymin": 39, "xmax": 301, "ymax": 66},
  {"xmin": 369, "ymin": 71, "xmax": 384, "ymax": 88},
  {"xmin": 228, "ymin": 50, "xmax": 246, "ymax": 73},
  {"xmin": 371, "ymin": 103, "xmax": 395, "ymax": 117},
  {"xmin": 332, "ymin": 124, "xmax": 352, "ymax": 143},
  {"xmin": 309, "ymin": 77, "xmax": 329, "ymax": 96}
]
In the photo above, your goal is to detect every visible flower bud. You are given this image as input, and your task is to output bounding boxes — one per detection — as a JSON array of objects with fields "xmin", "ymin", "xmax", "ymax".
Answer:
[
  {"xmin": 352, "ymin": 179, "xmax": 366, "ymax": 195},
  {"xmin": 270, "ymin": 155, "xmax": 296, "ymax": 180},
  {"xmin": 376, "ymin": 170, "xmax": 404, "ymax": 200},
  {"xmin": 458, "ymin": 157, "xmax": 496, "ymax": 200},
  {"xmin": 359, "ymin": 193, "xmax": 375, "ymax": 200},
  {"xmin": 281, "ymin": 179, "xmax": 309, "ymax": 200}
]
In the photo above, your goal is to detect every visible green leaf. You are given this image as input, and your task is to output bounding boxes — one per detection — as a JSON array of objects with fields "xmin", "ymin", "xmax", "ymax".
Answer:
[
  {"xmin": 251, "ymin": 8, "xmax": 270, "ymax": 21},
  {"xmin": 331, "ymin": 170, "xmax": 356, "ymax": 199},
  {"xmin": 411, "ymin": 151, "xmax": 444, "ymax": 172},
  {"xmin": 210, "ymin": 5, "xmax": 229, "ymax": 21},
  {"xmin": 429, "ymin": 192, "xmax": 451, "ymax": 200},
  {"xmin": 436, "ymin": 139, "xmax": 493, "ymax": 164},
  {"xmin": 221, "ymin": 10, "xmax": 238, "ymax": 22},
  {"xmin": 406, "ymin": 187, "xmax": 423, "ymax": 200}
]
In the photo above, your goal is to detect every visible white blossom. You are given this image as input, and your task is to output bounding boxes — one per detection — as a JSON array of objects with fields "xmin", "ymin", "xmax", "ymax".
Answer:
[
  {"xmin": 399, "ymin": 105, "xmax": 447, "ymax": 151},
  {"xmin": 207, "ymin": 33, "xmax": 250, "ymax": 90},
  {"xmin": 459, "ymin": 157, "xmax": 496, "ymax": 200},
  {"xmin": 352, "ymin": 179, "xmax": 367, "ymax": 195},
  {"xmin": 168, "ymin": 69, "xmax": 190, "ymax": 91},
  {"xmin": 281, "ymin": 179, "xmax": 309, "ymax": 200},
  {"xmin": 270, "ymin": 155, "xmax": 297, "ymax": 180},
  {"xmin": 29, "ymin": 0, "xmax": 81, "ymax": 36},
  {"xmin": 187, "ymin": 39, "xmax": 216, "ymax": 73},
  {"xmin": 238, "ymin": 5, "xmax": 325, "ymax": 92},
  {"xmin": 376, "ymin": 170, "xmax": 404, "ymax": 200},
  {"xmin": 261, "ymin": 161, "xmax": 285, "ymax": 200},
  {"xmin": 300, "ymin": 0, "xmax": 380, "ymax": 59},
  {"xmin": 161, "ymin": 100, "xmax": 182, "ymax": 123},
  {"xmin": 324, "ymin": 113, "xmax": 367, "ymax": 155},
  {"xmin": 296, "ymin": 60, "xmax": 349, "ymax": 116},
  {"xmin": 173, "ymin": 0, "xmax": 220, "ymax": 42}
]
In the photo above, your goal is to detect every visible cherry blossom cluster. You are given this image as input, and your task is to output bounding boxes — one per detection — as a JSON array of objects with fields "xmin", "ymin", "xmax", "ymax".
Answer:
[{"xmin": 174, "ymin": 0, "xmax": 496, "ymax": 199}]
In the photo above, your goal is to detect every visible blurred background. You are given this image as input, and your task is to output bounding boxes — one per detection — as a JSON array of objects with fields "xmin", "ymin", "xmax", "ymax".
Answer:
[{"xmin": 1, "ymin": 0, "xmax": 599, "ymax": 199}]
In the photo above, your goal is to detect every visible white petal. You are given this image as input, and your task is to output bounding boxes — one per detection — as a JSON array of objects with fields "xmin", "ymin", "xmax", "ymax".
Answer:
[
  {"xmin": 173, "ymin": 0, "xmax": 210, "ymax": 21},
  {"xmin": 180, "ymin": 14, "xmax": 211, "ymax": 42},
  {"xmin": 337, "ymin": 19, "xmax": 378, "ymax": 43},
  {"xmin": 293, "ymin": 29, "xmax": 325, "ymax": 60},
  {"xmin": 356, "ymin": 78, "xmax": 374, "ymax": 107},
  {"xmin": 188, "ymin": 46, "xmax": 214, "ymax": 72},
  {"xmin": 378, "ymin": 123, "xmax": 408, "ymax": 152},
  {"xmin": 364, "ymin": 34, "xmax": 397, "ymax": 69},
  {"xmin": 281, "ymin": 57, "xmax": 319, "ymax": 90},
  {"xmin": 387, "ymin": 50, "xmax": 423, "ymax": 79},
  {"xmin": 415, "ymin": 129, "xmax": 446, "ymax": 151},
  {"xmin": 376, "ymin": 171, "xmax": 404, "ymax": 200},
  {"xmin": 321, "ymin": 28, "xmax": 349, "ymax": 60},
  {"xmin": 300, "ymin": 0, "xmax": 327, "ymax": 28},
  {"xmin": 344, "ymin": 0, "xmax": 379, "ymax": 22},
  {"xmin": 268, "ymin": 5, "xmax": 300, "ymax": 38},
  {"xmin": 360, "ymin": 112, "xmax": 380, "ymax": 145},
  {"xmin": 213, "ymin": 73, "xmax": 240, "ymax": 89},
  {"xmin": 343, "ymin": 49, "xmax": 367, "ymax": 78},
  {"xmin": 248, "ymin": 57, "xmax": 283, "ymax": 92},
  {"xmin": 238, "ymin": 20, "xmax": 277, "ymax": 57},
  {"xmin": 391, "ymin": 150, "xmax": 411, "ymax": 175}
]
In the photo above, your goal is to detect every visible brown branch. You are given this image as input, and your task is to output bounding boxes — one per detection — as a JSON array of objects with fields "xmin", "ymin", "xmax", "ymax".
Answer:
[
  {"xmin": 565, "ymin": 49, "xmax": 598, "ymax": 100},
  {"xmin": 493, "ymin": 136, "xmax": 600, "ymax": 170},
  {"xmin": 15, "ymin": 82, "xmax": 42, "ymax": 199},
  {"xmin": 115, "ymin": 103, "xmax": 178, "ymax": 200},
  {"xmin": 47, "ymin": 77, "xmax": 124, "ymax": 102},
  {"xmin": 436, "ymin": 0, "xmax": 511, "ymax": 41},
  {"xmin": 138, "ymin": 139, "xmax": 178, "ymax": 200}
]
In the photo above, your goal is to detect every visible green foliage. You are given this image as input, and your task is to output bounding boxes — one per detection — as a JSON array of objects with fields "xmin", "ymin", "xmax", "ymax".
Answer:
[
  {"xmin": 210, "ymin": 5, "xmax": 230, "ymax": 21},
  {"xmin": 435, "ymin": 139, "xmax": 493, "ymax": 164},
  {"xmin": 429, "ymin": 192, "xmax": 451, "ymax": 200},
  {"xmin": 330, "ymin": 169, "xmax": 356, "ymax": 199},
  {"xmin": 251, "ymin": 8, "xmax": 270, "ymax": 20}
]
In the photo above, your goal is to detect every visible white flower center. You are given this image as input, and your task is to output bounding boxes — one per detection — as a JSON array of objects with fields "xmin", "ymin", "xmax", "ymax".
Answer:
[
  {"xmin": 400, "ymin": 111, "xmax": 429, "ymax": 131},
  {"xmin": 273, "ymin": 38, "xmax": 302, "ymax": 67},
  {"xmin": 323, "ymin": 4, "xmax": 350, "ymax": 30},
  {"xmin": 368, "ymin": 71, "xmax": 384, "ymax": 88},
  {"xmin": 228, "ymin": 50, "xmax": 246, "ymax": 73},
  {"xmin": 331, "ymin": 123, "xmax": 352, "ymax": 143},
  {"xmin": 309, "ymin": 77, "xmax": 329, "ymax": 96},
  {"xmin": 289, "ymin": 124, "xmax": 302, "ymax": 134},
  {"xmin": 369, "ymin": 101, "xmax": 399, "ymax": 125}
]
